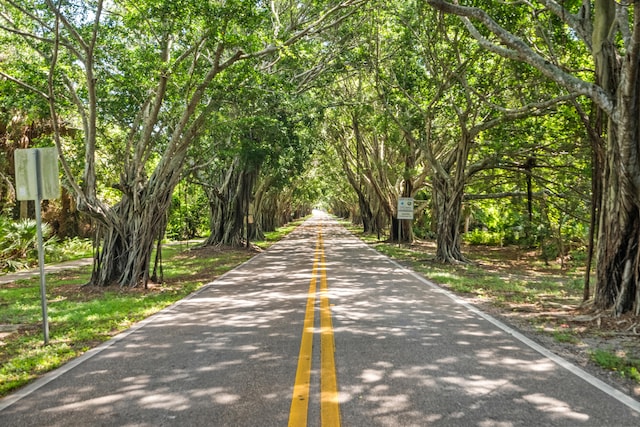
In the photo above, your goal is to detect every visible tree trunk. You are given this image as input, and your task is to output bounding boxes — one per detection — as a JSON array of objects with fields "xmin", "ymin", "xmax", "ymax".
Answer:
[
  {"xmin": 88, "ymin": 148, "xmax": 183, "ymax": 287},
  {"xmin": 432, "ymin": 174, "xmax": 466, "ymax": 263},
  {"xmin": 595, "ymin": 137, "xmax": 640, "ymax": 315},
  {"xmin": 595, "ymin": 113, "xmax": 640, "ymax": 315},
  {"xmin": 577, "ymin": 100, "xmax": 605, "ymax": 302},
  {"xmin": 91, "ymin": 193, "xmax": 170, "ymax": 287},
  {"xmin": 428, "ymin": 128, "xmax": 472, "ymax": 264},
  {"xmin": 259, "ymin": 191, "xmax": 279, "ymax": 233},
  {"xmin": 250, "ymin": 177, "xmax": 272, "ymax": 240},
  {"xmin": 358, "ymin": 192, "xmax": 376, "ymax": 233},
  {"xmin": 592, "ymin": 1, "xmax": 640, "ymax": 315},
  {"xmin": 204, "ymin": 160, "xmax": 255, "ymax": 247}
]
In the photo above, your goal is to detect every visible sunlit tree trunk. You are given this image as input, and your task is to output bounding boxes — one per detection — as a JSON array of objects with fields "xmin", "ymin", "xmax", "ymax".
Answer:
[
  {"xmin": 432, "ymin": 174, "xmax": 466, "ymax": 263},
  {"xmin": 204, "ymin": 159, "xmax": 256, "ymax": 247},
  {"xmin": 91, "ymin": 151, "xmax": 181, "ymax": 286}
]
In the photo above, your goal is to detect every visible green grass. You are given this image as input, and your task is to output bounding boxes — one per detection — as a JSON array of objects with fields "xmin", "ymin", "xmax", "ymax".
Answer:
[
  {"xmin": 552, "ymin": 329, "xmax": 581, "ymax": 344},
  {"xmin": 0, "ymin": 222, "xmax": 300, "ymax": 397},
  {"xmin": 358, "ymin": 231, "xmax": 584, "ymax": 306},
  {"xmin": 590, "ymin": 349, "xmax": 640, "ymax": 382}
]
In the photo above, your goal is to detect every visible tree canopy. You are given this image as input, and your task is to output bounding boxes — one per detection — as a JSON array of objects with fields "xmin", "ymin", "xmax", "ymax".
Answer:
[{"xmin": 1, "ymin": 0, "xmax": 638, "ymax": 316}]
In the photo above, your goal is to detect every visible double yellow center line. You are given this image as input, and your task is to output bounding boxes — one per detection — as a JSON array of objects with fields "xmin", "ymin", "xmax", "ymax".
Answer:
[{"xmin": 288, "ymin": 225, "xmax": 341, "ymax": 426}]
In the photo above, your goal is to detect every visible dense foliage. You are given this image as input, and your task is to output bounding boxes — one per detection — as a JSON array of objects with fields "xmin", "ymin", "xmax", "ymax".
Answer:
[{"xmin": 1, "ymin": 0, "xmax": 638, "ymax": 314}]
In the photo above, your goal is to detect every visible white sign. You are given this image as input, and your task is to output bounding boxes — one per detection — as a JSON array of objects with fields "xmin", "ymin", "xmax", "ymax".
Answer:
[
  {"xmin": 397, "ymin": 197, "xmax": 414, "ymax": 220},
  {"xmin": 14, "ymin": 148, "xmax": 60, "ymax": 201}
]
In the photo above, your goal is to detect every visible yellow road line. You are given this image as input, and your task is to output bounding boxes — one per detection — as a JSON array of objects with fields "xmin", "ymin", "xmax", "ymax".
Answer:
[
  {"xmin": 288, "ymin": 234, "xmax": 321, "ymax": 427},
  {"xmin": 289, "ymin": 225, "xmax": 341, "ymax": 426},
  {"xmin": 319, "ymin": 231, "xmax": 341, "ymax": 426}
]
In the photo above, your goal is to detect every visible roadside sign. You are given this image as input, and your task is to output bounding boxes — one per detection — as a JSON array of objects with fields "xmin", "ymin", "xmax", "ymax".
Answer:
[
  {"xmin": 13, "ymin": 147, "xmax": 60, "ymax": 345},
  {"xmin": 15, "ymin": 147, "xmax": 60, "ymax": 201},
  {"xmin": 397, "ymin": 197, "xmax": 414, "ymax": 220}
]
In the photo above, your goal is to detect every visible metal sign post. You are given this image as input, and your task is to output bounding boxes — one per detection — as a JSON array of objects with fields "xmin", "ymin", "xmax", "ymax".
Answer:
[
  {"xmin": 14, "ymin": 148, "xmax": 60, "ymax": 345},
  {"xmin": 34, "ymin": 150, "xmax": 49, "ymax": 344}
]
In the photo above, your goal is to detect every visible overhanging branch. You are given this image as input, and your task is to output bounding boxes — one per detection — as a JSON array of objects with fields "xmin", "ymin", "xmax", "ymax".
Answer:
[{"xmin": 426, "ymin": 0, "xmax": 613, "ymax": 115}]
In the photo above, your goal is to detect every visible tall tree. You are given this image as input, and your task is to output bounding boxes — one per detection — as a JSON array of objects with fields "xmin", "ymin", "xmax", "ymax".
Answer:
[
  {"xmin": 0, "ymin": 0, "xmax": 366, "ymax": 287},
  {"xmin": 349, "ymin": 2, "xmax": 570, "ymax": 255},
  {"xmin": 195, "ymin": 86, "xmax": 310, "ymax": 247},
  {"xmin": 427, "ymin": 1, "xmax": 640, "ymax": 315}
]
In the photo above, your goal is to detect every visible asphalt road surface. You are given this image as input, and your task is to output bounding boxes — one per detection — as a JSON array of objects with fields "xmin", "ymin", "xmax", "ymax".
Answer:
[{"xmin": 1, "ymin": 212, "xmax": 640, "ymax": 426}]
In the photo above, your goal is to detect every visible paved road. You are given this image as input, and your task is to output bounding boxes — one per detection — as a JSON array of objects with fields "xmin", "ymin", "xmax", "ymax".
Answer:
[
  {"xmin": 1, "ymin": 213, "xmax": 640, "ymax": 426},
  {"xmin": 0, "ymin": 258, "xmax": 93, "ymax": 285}
]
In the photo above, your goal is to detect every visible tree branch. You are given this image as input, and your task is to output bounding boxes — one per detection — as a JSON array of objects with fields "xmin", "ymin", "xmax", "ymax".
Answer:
[
  {"xmin": 0, "ymin": 71, "xmax": 49, "ymax": 99},
  {"xmin": 536, "ymin": 0, "xmax": 592, "ymax": 49},
  {"xmin": 463, "ymin": 191, "xmax": 544, "ymax": 200},
  {"xmin": 426, "ymin": 0, "xmax": 613, "ymax": 115}
]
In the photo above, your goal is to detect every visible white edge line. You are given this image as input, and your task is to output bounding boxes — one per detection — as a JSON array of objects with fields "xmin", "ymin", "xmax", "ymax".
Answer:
[{"xmin": 352, "ymin": 233, "xmax": 640, "ymax": 414}]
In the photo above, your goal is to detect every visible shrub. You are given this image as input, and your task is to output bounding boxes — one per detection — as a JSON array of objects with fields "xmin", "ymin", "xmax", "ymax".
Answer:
[
  {"xmin": 47, "ymin": 236, "xmax": 93, "ymax": 263},
  {"xmin": 0, "ymin": 217, "xmax": 91, "ymax": 272},
  {"xmin": 590, "ymin": 349, "xmax": 640, "ymax": 381},
  {"xmin": 0, "ymin": 218, "xmax": 51, "ymax": 271},
  {"xmin": 463, "ymin": 229, "xmax": 505, "ymax": 246}
]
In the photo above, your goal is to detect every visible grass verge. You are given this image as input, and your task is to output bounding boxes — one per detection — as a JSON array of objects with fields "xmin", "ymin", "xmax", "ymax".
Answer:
[
  {"xmin": 590, "ymin": 349, "xmax": 640, "ymax": 382},
  {"xmin": 0, "ymin": 220, "xmax": 303, "ymax": 397}
]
